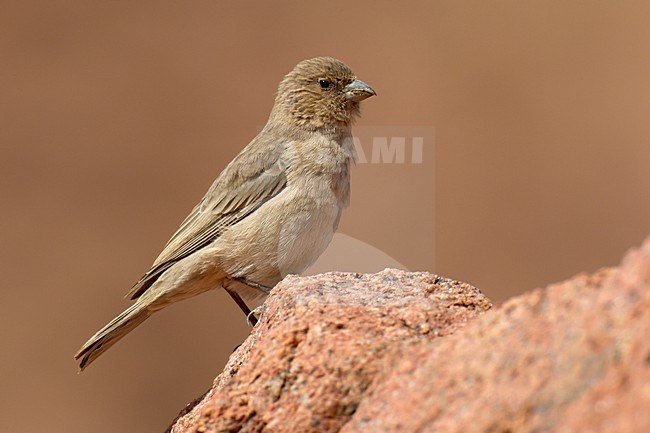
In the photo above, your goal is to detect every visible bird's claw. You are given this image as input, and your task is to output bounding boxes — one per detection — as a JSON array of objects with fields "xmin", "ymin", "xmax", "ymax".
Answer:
[{"xmin": 247, "ymin": 305, "xmax": 266, "ymax": 326}]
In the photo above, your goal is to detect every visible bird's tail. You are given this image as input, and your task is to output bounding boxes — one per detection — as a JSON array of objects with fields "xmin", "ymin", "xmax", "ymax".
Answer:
[{"xmin": 74, "ymin": 303, "xmax": 150, "ymax": 371}]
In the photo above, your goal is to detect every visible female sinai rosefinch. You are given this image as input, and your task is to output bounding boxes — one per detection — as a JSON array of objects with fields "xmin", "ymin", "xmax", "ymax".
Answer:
[{"xmin": 75, "ymin": 57, "xmax": 376, "ymax": 370}]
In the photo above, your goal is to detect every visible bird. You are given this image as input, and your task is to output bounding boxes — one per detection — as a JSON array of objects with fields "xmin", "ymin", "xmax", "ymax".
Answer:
[{"xmin": 74, "ymin": 57, "xmax": 376, "ymax": 370}]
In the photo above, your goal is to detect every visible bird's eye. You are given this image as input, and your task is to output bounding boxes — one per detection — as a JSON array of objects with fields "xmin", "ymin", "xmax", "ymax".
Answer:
[{"xmin": 318, "ymin": 79, "xmax": 331, "ymax": 89}]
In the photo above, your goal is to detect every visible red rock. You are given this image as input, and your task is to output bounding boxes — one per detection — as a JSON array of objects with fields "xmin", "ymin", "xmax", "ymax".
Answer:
[
  {"xmin": 170, "ymin": 238, "xmax": 650, "ymax": 433},
  {"xmin": 169, "ymin": 270, "xmax": 492, "ymax": 433},
  {"xmin": 343, "ymin": 239, "xmax": 650, "ymax": 433}
]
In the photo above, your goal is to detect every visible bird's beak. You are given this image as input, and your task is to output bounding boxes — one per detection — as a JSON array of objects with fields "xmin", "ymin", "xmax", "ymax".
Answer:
[{"xmin": 344, "ymin": 79, "xmax": 377, "ymax": 101}]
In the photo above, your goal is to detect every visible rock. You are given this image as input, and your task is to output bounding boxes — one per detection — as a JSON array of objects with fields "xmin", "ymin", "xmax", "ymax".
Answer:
[
  {"xmin": 343, "ymin": 238, "xmax": 650, "ymax": 433},
  {"xmin": 169, "ymin": 238, "xmax": 650, "ymax": 433},
  {"xmin": 169, "ymin": 270, "xmax": 492, "ymax": 433}
]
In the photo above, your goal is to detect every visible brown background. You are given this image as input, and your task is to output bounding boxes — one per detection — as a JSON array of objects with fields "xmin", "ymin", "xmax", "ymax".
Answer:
[{"xmin": 2, "ymin": 1, "xmax": 649, "ymax": 432}]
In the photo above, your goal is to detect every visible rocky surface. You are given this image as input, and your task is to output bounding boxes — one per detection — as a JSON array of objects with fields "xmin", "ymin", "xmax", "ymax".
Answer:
[
  {"xmin": 169, "ymin": 270, "xmax": 491, "ymax": 433},
  {"xmin": 169, "ymin": 238, "xmax": 650, "ymax": 433}
]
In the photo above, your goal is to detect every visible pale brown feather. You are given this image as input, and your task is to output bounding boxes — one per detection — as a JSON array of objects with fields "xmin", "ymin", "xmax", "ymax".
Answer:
[{"xmin": 126, "ymin": 130, "xmax": 289, "ymax": 300}]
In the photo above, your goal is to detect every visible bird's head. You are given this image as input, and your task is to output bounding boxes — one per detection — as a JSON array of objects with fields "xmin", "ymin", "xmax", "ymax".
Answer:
[{"xmin": 271, "ymin": 57, "xmax": 376, "ymax": 131}]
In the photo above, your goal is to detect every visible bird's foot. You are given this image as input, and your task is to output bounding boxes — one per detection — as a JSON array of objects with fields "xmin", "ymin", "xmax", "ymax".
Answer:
[
  {"xmin": 246, "ymin": 305, "xmax": 266, "ymax": 327},
  {"xmin": 224, "ymin": 276, "xmax": 272, "ymax": 326}
]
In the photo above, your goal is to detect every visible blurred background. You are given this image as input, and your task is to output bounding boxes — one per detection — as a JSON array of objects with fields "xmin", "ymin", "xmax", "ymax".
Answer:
[{"xmin": 2, "ymin": 1, "xmax": 649, "ymax": 432}]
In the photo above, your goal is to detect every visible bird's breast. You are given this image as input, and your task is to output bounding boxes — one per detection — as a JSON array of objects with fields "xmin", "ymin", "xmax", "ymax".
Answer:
[
  {"xmin": 214, "ymin": 141, "xmax": 352, "ymax": 288},
  {"xmin": 286, "ymin": 132, "xmax": 354, "ymax": 204}
]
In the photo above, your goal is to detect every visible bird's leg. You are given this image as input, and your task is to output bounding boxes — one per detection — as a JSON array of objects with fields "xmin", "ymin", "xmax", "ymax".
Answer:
[
  {"xmin": 223, "ymin": 287, "xmax": 258, "ymax": 326},
  {"xmin": 224, "ymin": 276, "xmax": 273, "ymax": 326}
]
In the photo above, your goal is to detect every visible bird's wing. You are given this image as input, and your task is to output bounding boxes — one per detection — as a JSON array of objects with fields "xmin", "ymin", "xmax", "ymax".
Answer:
[{"xmin": 126, "ymin": 134, "xmax": 289, "ymax": 300}]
